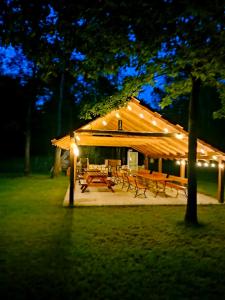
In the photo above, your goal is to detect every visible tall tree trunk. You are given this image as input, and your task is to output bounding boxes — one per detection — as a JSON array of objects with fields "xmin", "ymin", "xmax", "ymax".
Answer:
[
  {"xmin": 185, "ymin": 76, "xmax": 201, "ymax": 224},
  {"xmin": 57, "ymin": 72, "xmax": 64, "ymax": 136},
  {"xmin": 52, "ymin": 72, "xmax": 65, "ymax": 177},
  {"xmin": 52, "ymin": 147, "xmax": 62, "ymax": 177},
  {"xmin": 24, "ymin": 101, "xmax": 32, "ymax": 176}
]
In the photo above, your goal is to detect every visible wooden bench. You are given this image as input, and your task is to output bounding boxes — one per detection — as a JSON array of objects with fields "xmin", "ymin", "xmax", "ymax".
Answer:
[
  {"xmin": 151, "ymin": 171, "xmax": 168, "ymax": 177},
  {"xmin": 138, "ymin": 169, "xmax": 150, "ymax": 175},
  {"xmin": 165, "ymin": 176, "xmax": 188, "ymax": 197}
]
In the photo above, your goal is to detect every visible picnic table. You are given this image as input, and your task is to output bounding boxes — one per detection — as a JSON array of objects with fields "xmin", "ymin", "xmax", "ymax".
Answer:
[
  {"xmin": 80, "ymin": 171, "xmax": 115, "ymax": 193},
  {"xmin": 136, "ymin": 174, "xmax": 175, "ymax": 197},
  {"xmin": 136, "ymin": 173, "xmax": 186, "ymax": 197}
]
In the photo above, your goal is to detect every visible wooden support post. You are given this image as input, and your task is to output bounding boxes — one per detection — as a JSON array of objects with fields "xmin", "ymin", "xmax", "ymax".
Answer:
[
  {"xmin": 69, "ymin": 136, "xmax": 75, "ymax": 206},
  {"xmin": 69, "ymin": 134, "xmax": 79, "ymax": 207},
  {"xmin": 218, "ymin": 161, "xmax": 224, "ymax": 203},
  {"xmin": 144, "ymin": 155, "xmax": 149, "ymax": 170},
  {"xmin": 74, "ymin": 152, "xmax": 77, "ymax": 192},
  {"xmin": 180, "ymin": 161, "xmax": 186, "ymax": 178},
  {"xmin": 158, "ymin": 158, "xmax": 162, "ymax": 173}
]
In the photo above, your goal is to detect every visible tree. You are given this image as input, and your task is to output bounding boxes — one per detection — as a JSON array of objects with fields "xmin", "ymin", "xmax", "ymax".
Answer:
[
  {"xmin": 0, "ymin": 1, "xmax": 134, "ymax": 174},
  {"xmin": 128, "ymin": 1, "xmax": 225, "ymax": 224},
  {"xmin": 1, "ymin": 1, "xmax": 225, "ymax": 224},
  {"xmin": 65, "ymin": 0, "xmax": 225, "ymax": 224}
]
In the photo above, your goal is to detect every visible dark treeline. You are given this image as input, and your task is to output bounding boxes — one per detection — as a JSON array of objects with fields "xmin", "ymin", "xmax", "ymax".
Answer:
[{"xmin": 1, "ymin": 74, "xmax": 225, "ymax": 161}]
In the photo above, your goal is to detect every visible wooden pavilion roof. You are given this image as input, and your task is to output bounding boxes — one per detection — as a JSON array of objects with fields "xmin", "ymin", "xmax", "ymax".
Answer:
[{"xmin": 51, "ymin": 97, "xmax": 225, "ymax": 161}]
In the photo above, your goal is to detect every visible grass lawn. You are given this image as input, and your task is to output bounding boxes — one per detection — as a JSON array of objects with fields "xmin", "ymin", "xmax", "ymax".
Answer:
[
  {"xmin": 1, "ymin": 173, "xmax": 225, "ymax": 299},
  {"xmin": 197, "ymin": 168, "xmax": 218, "ymax": 199}
]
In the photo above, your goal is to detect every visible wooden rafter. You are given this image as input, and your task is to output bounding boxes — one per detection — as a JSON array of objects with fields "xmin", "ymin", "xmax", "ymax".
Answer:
[{"xmin": 51, "ymin": 97, "xmax": 225, "ymax": 160}]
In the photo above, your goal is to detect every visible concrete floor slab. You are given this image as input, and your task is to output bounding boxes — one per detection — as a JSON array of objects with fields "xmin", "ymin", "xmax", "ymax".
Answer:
[{"xmin": 63, "ymin": 181, "xmax": 219, "ymax": 206}]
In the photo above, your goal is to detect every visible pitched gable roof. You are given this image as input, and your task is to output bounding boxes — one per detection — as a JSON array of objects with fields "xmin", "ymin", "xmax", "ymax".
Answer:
[{"xmin": 52, "ymin": 97, "xmax": 225, "ymax": 160}]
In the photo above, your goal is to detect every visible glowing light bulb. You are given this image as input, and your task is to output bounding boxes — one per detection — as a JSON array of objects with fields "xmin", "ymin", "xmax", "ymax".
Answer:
[
  {"xmin": 175, "ymin": 133, "xmax": 184, "ymax": 140},
  {"xmin": 115, "ymin": 112, "xmax": 120, "ymax": 118},
  {"xmin": 152, "ymin": 120, "xmax": 157, "ymax": 126},
  {"xmin": 211, "ymin": 163, "xmax": 216, "ymax": 168},
  {"xmin": 139, "ymin": 113, "xmax": 144, "ymax": 119},
  {"xmin": 204, "ymin": 162, "xmax": 209, "ymax": 167},
  {"xmin": 197, "ymin": 162, "xmax": 202, "ymax": 167},
  {"xmin": 102, "ymin": 120, "xmax": 107, "ymax": 126},
  {"xmin": 200, "ymin": 149, "xmax": 205, "ymax": 154},
  {"xmin": 127, "ymin": 105, "xmax": 132, "ymax": 111},
  {"xmin": 164, "ymin": 128, "xmax": 169, "ymax": 133}
]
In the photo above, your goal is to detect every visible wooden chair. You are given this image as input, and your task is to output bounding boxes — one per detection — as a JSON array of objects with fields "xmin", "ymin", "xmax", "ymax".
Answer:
[
  {"xmin": 126, "ymin": 174, "xmax": 136, "ymax": 192},
  {"xmin": 113, "ymin": 170, "xmax": 123, "ymax": 184},
  {"xmin": 134, "ymin": 176, "xmax": 147, "ymax": 198},
  {"xmin": 121, "ymin": 172, "xmax": 129, "ymax": 189}
]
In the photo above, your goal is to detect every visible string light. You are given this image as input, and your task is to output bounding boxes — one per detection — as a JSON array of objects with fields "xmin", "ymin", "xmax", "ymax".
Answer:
[
  {"xmin": 196, "ymin": 161, "xmax": 218, "ymax": 168},
  {"xmin": 176, "ymin": 160, "xmax": 181, "ymax": 165},
  {"xmin": 164, "ymin": 128, "xmax": 169, "ymax": 133},
  {"xmin": 219, "ymin": 163, "xmax": 224, "ymax": 169},
  {"xmin": 200, "ymin": 149, "xmax": 205, "ymax": 154},
  {"xmin": 139, "ymin": 113, "xmax": 144, "ymax": 119},
  {"xmin": 152, "ymin": 120, "xmax": 157, "ymax": 126},
  {"xmin": 102, "ymin": 120, "xmax": 107, "ymax": 126},
  {"xmin": 212, "ymin": 155, "xmax": 217, "ymax": 160},
  {"xmin": 115, "ymin": 112, "xmax": 121, "ymax": 118},
  {"xmin": 76, "ymin": 135, "xmax": 80, "ymax": 141},
  {"xmin": 175, "ymin": 133, "xmax": 184, "ymax": 140},
  {"xmin": 127, "ymin": 105, "xmax": 132, "ymax": 111}
]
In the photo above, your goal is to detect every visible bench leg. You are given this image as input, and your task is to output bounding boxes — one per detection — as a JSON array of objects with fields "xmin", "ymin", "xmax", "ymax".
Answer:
[
  {"xmin": 144, "ymin": 188, "xmax": 147, "ymax": 198},
  {"xmin": 81, "ymin": 184, "xmax": 88, "ymax": 193},
  {"xmin": 134, "ymin": 188, "xmax": 139, "ymax": 198},
  {"xmin": 107, "ymin": 185, "xmax": 114, "ymax": 192},
  {"xmin": 134, "ymin": 187, "xmax": 147, "ymax": 198}
]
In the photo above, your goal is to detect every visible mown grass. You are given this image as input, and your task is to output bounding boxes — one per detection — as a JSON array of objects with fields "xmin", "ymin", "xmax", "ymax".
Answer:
[
  {"xmin": 197, "ymin": 168, "xmax": 218, "ymax": 199},
  {"xmin": 0, "ymin": 174, "xmax": 225, "ymax": 299}
]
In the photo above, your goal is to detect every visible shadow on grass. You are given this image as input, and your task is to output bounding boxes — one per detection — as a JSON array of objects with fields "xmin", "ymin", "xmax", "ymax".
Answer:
[
  {"xmin": 38, "ymin": 209, "xmax": 75, "ymax": 299},
  {"xmin": 176, "ymin": 220, "xmax": 208, "ymax": 229},
  {"xmin": 1, "ymin": 209, "xmax": 75, "ymax": 300}
]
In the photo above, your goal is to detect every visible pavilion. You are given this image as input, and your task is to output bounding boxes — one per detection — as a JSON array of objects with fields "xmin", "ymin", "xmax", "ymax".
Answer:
[{"xmin": 52, "ymin": 97, "xmax": 225, "ymax": 205}]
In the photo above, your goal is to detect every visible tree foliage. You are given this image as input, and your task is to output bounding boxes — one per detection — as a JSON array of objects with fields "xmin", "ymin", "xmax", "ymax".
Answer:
[{"xmin": 1, "ymin": 1, "xmax": 225, "ymax": 222}]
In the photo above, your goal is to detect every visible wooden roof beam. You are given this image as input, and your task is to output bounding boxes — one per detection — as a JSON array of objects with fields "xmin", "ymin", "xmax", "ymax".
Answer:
[{"xmin": 76, "ymin": 129, "xmax": 180, "ymax": 138}]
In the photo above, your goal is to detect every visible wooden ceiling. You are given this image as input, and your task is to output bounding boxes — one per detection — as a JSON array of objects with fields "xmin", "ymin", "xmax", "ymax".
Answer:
[{"xmin": 51, "ymin": 97, "xmax": 225, "ymax": 161}]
